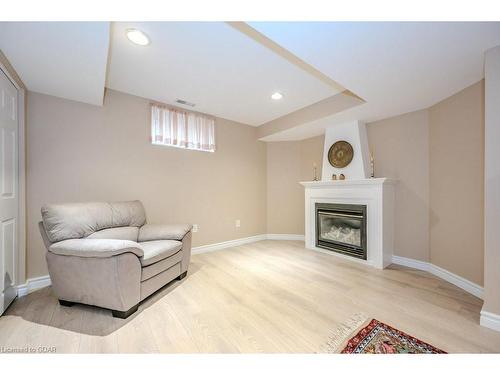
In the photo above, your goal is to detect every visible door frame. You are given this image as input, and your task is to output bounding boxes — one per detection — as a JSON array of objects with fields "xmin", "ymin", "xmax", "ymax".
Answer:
[{"xmin": 0, "ymin": 50, "xmax": 26, "ymax": 289}]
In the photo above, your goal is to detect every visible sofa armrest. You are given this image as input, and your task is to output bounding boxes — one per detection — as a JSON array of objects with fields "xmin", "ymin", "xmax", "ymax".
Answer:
[
  {"xmin": 49, "ymin": 239, "xmax": 144, "ymax": 258},
  {"xmin": 138, "ymin": 224, "xmax": 193, "ymax": 242}
]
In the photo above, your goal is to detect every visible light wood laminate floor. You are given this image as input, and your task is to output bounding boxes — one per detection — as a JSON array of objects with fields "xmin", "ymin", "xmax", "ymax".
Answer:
[{"xmin": 1, "ymin": 240, "xmax": 500, "ymax": 353}]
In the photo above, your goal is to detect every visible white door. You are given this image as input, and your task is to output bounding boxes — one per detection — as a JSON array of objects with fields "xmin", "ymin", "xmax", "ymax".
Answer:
[{"xmin": 0, "ymin": 68, "xmax": 18, "ymax": 314}]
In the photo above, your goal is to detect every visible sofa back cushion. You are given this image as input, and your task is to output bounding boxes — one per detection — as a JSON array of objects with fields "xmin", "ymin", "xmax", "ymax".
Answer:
[{"xmin": 41, "ymin": 201, "xmax": 146, "ymax": 243}]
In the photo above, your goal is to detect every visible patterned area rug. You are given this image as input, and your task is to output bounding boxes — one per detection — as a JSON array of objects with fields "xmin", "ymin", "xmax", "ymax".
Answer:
[
  {"xmin": 341, "ymin": 319, "xmax": 446, "ymax": 354},
  {"xmin": 321, "ymin": 314, "xmax": 446, "ymax": 354}
]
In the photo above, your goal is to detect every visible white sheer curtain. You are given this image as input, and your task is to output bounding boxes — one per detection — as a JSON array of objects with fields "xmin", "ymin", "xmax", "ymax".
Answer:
[{"xmin": 151, "ymin": 104, "xmax": 216, "ymax": 152}]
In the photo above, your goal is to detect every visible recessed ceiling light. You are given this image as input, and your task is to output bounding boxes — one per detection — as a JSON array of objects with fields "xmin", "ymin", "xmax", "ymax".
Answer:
[
  {"xmin": 126, "ymin": 29, "xmax": 150, "ymax": 46},
  {"xmin": 271, "ymin": 92, "xmax": 283, "ymax": 100}
]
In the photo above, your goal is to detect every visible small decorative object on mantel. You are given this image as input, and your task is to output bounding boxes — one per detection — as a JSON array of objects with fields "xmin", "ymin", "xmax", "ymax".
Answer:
[
  {"xmin": 328, "ymin": 140, "xmax": 354, "ymax": 168},
  {"xmin": 332, "ymin": 174, "xmax": 337, "ymax": 180},
  {"xmin": 313, "ymin": 162, "xmax": 318, "ymax": 181},
  {"xmin": 370, "ymin": 152, "xmax": 375, "ymax": 178},
  {"xmin": 339, "ymin": 174, "xmax": 346, "ymax": 180}
]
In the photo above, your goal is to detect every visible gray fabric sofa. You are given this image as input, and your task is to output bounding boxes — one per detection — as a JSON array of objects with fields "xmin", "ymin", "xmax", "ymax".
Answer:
[{"xmin": 39, "ymin": 200, "xmax": 192, "ymax": 318}]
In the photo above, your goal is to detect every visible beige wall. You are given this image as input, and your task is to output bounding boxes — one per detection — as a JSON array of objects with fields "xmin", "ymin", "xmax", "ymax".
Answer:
[
  {"xmin": 266, "ymin": 111, "xmax": 431, "ymax": 262},
  {"xmin": 429, "ymin": 81, "xmax": 484, "ymax": 286},
  {"xmin": 266, "ymin": 136, "xmax": 323, "ymax": 234},
  {"xmin": 367, "ymin": 110, "xmax": 430, "ymax": 261},
  {"xmin": 265, "ymin": 81, "xmax": 485, "ymax": 287},
  {"xmin": 26, "ymin": 89, "xmax": 267, "ymax": 278},
  {"xmin": 25, "ymin": 80, "xmax": 486, "ymax": 287}
]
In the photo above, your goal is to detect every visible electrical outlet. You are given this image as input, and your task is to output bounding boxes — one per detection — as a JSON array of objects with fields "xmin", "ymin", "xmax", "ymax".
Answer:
[
  {"xmin": 235, "ymin": 219, "xmax": 241, "ymax": 228},
  {"xmin": 192, "ymin": 224, "xmax": 199, "ymax": 233}
]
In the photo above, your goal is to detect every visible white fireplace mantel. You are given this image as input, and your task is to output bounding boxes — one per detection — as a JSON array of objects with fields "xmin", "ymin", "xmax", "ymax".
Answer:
[{"xmin": 300, "ymin": 178, "xmax": 396, "ymax": 269}]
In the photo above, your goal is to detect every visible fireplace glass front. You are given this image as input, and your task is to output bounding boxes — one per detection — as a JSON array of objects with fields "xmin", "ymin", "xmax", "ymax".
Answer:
[{"xmin": 315, "ymin": 203, "xmax": 367, "ymax": 259}]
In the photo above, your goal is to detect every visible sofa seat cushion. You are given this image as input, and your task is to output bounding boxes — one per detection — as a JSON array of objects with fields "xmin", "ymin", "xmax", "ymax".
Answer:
[
  {"xmin": 141, "ymin": 263, "xmax": 181, "ymax": 300},
  {"xmin": 49, "ymin": 239, "xmax": 144, "ymax": 258},
  {"xmin": 141, "ymin": 250, "xmax": 183, "ymax": 281},
  {"xmin": 139, "ymin": 240, "xmax": 182, "ymax": 266}
]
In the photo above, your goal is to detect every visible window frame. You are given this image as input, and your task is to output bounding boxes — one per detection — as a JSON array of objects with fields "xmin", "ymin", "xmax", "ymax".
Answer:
[{"xmin": 150, "ymin": 103, "xmax": 216, "ymax": 153}]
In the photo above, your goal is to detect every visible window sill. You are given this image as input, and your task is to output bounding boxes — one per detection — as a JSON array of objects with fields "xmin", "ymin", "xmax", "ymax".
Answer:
[{"xmin": 152, "ymin": 142, "xmax": 215, "ymax": 153}]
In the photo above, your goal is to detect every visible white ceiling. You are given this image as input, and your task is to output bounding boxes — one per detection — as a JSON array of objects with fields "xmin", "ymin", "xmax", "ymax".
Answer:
[
  {"xmin": 106, "ymin": 22, "xmax": 338, "ymax": 126},
  {"xmin": 250, "ymin": 22, "xmax": 500, "ymax": 140},
  {"xmin": 0, "ymin": 22, "xmax": 110, "ymax": 106},
  {"xmin": 1, "ymin": 22, "xmax": 499, "ymax": 136}
]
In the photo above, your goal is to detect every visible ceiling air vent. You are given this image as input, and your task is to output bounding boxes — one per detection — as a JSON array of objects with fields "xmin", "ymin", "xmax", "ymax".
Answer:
[{"xmin": 176, "ymin": 99, "xmax": 196, "ymax": 107}]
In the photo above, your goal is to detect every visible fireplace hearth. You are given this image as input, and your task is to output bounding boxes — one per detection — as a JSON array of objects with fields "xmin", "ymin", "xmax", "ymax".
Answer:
[{"xmin": 315, "ymin": 202, "xmax": 367, "ymax": 260}]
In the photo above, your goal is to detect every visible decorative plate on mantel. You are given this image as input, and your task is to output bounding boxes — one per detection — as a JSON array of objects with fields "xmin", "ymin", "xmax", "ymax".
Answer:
[{"xmin": 328, "ymin": 141, "xmax": 354, "ymax": 168}]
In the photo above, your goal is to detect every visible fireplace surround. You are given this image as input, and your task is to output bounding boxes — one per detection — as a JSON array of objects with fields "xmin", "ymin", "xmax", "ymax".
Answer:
[
  {"xmin": 300, "ymin": 178, "xmax": 395, "ymax": 269},
  {"xmin": 300, "ymin": 122, "xmax": 395, "ymax": 269},
  {"xmin": 316, "ymin": 202, "xmax": 367, "ymax": 260}
]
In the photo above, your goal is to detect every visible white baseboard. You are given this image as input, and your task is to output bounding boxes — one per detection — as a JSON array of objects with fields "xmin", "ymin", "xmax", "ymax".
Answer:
[
  {"xmin": 12, "ymin": 243, "xmax": 486, "ymax": 315},
  {"xmin": 391, "ymin": 255, "xmax": 430, "ymax": 272},
  {"xmin": 480, "ymin": 310, "xmax": 500, "ymax": 332},
  {"xmin": 430, "ymin": 263, "xmax": 484, "ymax": 300},
  {"xmin": 266, "ymin": 234, "xmax": 305, "ymax": 241},
  {"xmin": 391, "ymin": 255, "xmax": 483, "ymax": 299},
  {"xmin": 192, "ymin": 233, "xmax": 304, "ymax": 254},
  {"xmin": 14, "ymin": 244, "xmax": 482, "ymax": 304},
  {"xmin": 192, "ymin": 234, "xmax": 268, "ymax": 254},
  {"xmin": 16, "ymin": 275, "xmax": 51, "ymax": 297},
  {"xmin": 14, "ymin": 235, "xmax": 304, "ymax": 295}
]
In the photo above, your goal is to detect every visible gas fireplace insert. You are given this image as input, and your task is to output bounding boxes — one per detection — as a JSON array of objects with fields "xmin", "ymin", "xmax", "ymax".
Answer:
[{"xmin": 315, "ymin": 202, "xmax": 367, "ymax": 260}]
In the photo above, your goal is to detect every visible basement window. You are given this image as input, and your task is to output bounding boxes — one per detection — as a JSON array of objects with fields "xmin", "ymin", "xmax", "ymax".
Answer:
[{"xmin": 151, "ymin": 104, "xmax": 216, "ymax": 152}]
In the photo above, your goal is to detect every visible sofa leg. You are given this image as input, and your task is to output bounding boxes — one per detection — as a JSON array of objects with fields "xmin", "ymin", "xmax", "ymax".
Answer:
[
  {"xmin": 59, "ymin": 299, "xmax": 74, "ymax": 307},
  {"xmin": 177, "ymin": 271, "xmax": 187, "ymax": 280},
  {"xmin": 111, "ymin": 304, "xmax": 139, "ymax": 319}
]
